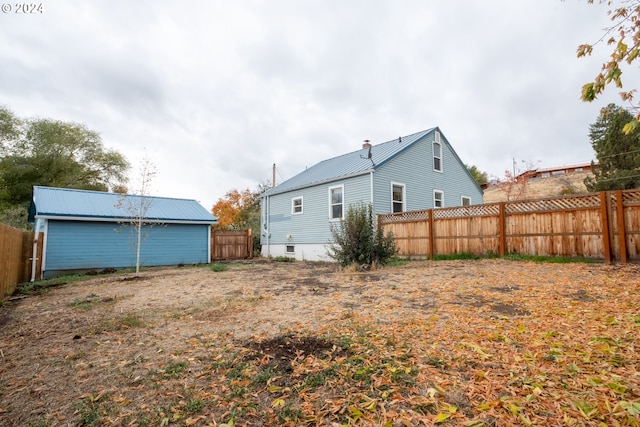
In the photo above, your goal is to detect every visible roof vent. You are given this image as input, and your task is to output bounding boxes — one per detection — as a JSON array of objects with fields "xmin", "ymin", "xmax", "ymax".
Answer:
[{"xmin": 362, "ymin": 139, "xmax": 371, "ymax": 149}]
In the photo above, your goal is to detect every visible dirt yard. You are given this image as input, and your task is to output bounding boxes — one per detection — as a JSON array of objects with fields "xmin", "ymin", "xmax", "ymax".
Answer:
[{"xmin": 0, "ymin": 259, "xmax": 639, "ymax": 426}]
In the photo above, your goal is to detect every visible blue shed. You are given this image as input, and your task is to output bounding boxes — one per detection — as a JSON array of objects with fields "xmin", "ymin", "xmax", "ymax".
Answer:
[
  {"xmin": 260, "ymin": 127, "xmax": 483, "ymax": 260},
  {"xmin": 29, "ymin": 186, "xmax": 217, "ymax": 278}
]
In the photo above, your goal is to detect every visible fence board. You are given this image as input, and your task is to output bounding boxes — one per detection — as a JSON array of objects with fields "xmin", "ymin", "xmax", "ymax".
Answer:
[
  {"xmin": 379, "ymin": 190, "xmax": 640, "ymax": 262},
  {"xmin": 621, "ymin": 191, "xmax": 640, "ymax": 260}
]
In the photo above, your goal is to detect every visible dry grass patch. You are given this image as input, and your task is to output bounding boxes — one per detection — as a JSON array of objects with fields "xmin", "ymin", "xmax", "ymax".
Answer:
[{"xmin": 0, "ymin": 259, "xmax": 638, "ymax": 426}]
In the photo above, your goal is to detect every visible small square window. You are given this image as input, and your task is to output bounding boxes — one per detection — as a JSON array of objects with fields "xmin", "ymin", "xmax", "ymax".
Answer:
[
  {"xmin": 434, "ymin": 190, "xmax": 444, "ymax": 208},
  {"xmin": 286, "ymin": 245, "xmax": 295, "ymax": 253},
  {"xmin": 292, "ymin": 197, "xmax": 303, "ymax": 214}
]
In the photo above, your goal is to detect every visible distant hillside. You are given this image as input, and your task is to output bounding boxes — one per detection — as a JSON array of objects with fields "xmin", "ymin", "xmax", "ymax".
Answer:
[{"xmin": 483, "ymin": 171, "xmax": 593, "ymax": 203}]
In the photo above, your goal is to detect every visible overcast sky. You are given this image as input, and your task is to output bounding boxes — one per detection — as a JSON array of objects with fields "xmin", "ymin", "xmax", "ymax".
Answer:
[{"xmin": 1, "ymin": 1, "xmax": 633, "ymax": 210}]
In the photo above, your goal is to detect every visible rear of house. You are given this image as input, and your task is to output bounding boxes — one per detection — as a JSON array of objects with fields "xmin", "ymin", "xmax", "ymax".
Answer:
[
  {"xmin": 29, "ymin": 186, "xmax": 217, "ymax": 278},
  {"xmin": 260, "ymin": 127, "xmax": 483, "ymax": 260}
]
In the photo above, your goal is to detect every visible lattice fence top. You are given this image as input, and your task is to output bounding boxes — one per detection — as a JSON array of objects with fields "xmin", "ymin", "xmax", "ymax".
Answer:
[
  {"xmin": 622, "ymin": 189, "xmax": 640, "ymax": 205},
  {"xmin": 379, "ymin": 210, "xmax": 429, "ymax": 223},
  {"xmin": 379, "ymin": 204, "xmax": 501, "ymax": 223},
  {"xmin": 432, "ymin": 204, "xmax": 500, "ymax": 219},
  {"xmin": 505, "ymin": 194, "xmax": 601, "ymax": 213},
  {"xmin": 379, "ymin": 190, "xmax": 637, "ymax": 224}
]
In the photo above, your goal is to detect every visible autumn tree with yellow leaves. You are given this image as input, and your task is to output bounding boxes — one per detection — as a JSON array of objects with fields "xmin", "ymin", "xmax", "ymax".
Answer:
[
  {"xmin": 578, "ymin": 0, "xmax": 640, "ymax": 133},
  {"xmin": 212, "ymin": 184, "xmax": 269, "ymax": 230}
]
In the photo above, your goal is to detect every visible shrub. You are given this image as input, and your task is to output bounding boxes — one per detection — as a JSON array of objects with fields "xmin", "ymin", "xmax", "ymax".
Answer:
[
  {"xmin": 327, "ymin": 203, "xmax": 397, "ymax": 267},
  {"xmin": 210, "ymin": 263, "xmax": 228, "ymax": 272}
]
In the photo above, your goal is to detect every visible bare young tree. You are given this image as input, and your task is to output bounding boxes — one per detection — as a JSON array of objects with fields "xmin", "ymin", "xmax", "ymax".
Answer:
[
  {"xmin": 115, "ymin": 154, "xmax": 157, "ymax": 273},
  {"xmin": 495, "ymin": 159, "xmax": 540, "ymax": 201}
]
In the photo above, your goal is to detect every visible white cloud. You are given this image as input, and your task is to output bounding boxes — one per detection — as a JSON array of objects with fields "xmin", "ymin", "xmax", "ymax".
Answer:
[{"xmin": 0, "ymin": 0, "xmax": 632, "ymax": 209}]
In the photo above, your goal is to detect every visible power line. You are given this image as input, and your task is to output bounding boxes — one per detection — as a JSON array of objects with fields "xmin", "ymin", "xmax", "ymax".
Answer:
[
  {"xmin": 596, "ymin": 148, "xmax": 640, "ymax": 159},
  {"xmin": 593, "ymin": 173, "xmax": 640, "ymax": 183}
]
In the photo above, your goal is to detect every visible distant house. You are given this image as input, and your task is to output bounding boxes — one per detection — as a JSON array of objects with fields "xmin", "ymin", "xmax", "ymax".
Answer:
[
  {"xmin": 29, "ymin": 186, "xmax": 217, "ymax": 278},
  {"xmin": 260, "ymin": 127, "xmax": 483, "ymax": 260},
  {"xmin": 517, "ymin": 162, "xmax": 595, "ymax": 181}
]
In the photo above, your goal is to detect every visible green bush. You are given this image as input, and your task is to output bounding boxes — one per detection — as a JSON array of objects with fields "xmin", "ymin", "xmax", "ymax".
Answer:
[
  {"xmin": 210, "ymin": 263, "xmax": 228, "ymax": 272},
  {"xmin": 327, "ymin": 203, "xmax": 397, "ymax": 267}
]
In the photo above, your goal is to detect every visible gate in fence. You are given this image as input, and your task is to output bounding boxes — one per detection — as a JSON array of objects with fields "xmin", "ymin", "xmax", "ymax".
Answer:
[{"xmin": 211, "ymin": 229, "xmax": 253, "ymax": 261}]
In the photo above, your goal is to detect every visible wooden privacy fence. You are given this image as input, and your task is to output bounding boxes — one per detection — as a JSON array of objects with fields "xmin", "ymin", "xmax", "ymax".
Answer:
[
  {"xmin": 211, "ymin": 229, "xmax": 253, "ymax": 261},
  {"xmin": 0, "ymin": 223, "xmax": 43, "ymax": 300},
  {"xmin": 379, "ymin": 189, "xmax": 640, "ymax": 262}
]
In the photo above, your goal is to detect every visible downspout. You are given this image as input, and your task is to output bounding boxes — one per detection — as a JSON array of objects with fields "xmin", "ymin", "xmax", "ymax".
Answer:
[
  {"xmin": 370, "ymin": 170, "xmax": 376, "ymax": 229},
  {"xmin": 30, "ymin": 217, "xmax": 42, "ymax": 282},
  {"xmin": 369, "ymin": 170, "xmax": 374, "ymax": 205},
  {"xmin": 41, "ymin": 220, "xmax": 48, "ymax": 279},
  {"xmin": 265, "ymin": 195, "xmax": 271, "ymax": 257}
]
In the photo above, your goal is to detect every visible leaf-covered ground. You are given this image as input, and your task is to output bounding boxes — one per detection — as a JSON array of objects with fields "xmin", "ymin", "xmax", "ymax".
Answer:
[{"xmin": 0, "ymin": 259, "xmax": 638, "ymax": 426}]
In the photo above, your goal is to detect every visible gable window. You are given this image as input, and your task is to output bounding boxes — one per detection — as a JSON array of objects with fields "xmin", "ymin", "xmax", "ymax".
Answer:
[
  {"xmin": 392, "ymin": 183, "xmax": 405, "ymax": 213},
  {"xmin": 433, "ymin": 132, "xmax": 442, "ymax": 172},
  {"xmin": 434, "ymin": 190, "xmax": 444, "ymax": 208},
  {"xmin": 329, "ymin": 185, "xmax": 344, "ymax": 219},
  {"xmin": 461, "ymin": 196, "xmax": 471, "ymax": 206},
  {"xmin": 292, "ymin": 197, "xmax": 303, "ymax": 214}
]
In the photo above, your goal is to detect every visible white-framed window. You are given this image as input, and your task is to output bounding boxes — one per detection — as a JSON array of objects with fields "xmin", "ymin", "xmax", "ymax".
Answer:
[
  {"xmin": 286, "ymin": 245, "xmax": 295, "ymax": 254},
  {"xmin": 433, "ymin": 190, "xmax": 444, "ymax": 208},
  {"xmin": 433, "ymin": 131, "xmax": 442, "ymax": 172},
  {"xmin": 575, "ymin": 167, "xmax": 583, "ymax": 172},
  {"xmin": 292, "ymin": 196, "xmax": 303, "ymax": 214},
  {"xmin": 461, "ymin": 196, "xmax": 471, "ymax": 206},
  {"xmin": 391, "ymin": 182, "xmax": 405, "ymax": 213},
  {"xmin": 329, "ymin": 185, "xmax": 344, "ymax": 220}
]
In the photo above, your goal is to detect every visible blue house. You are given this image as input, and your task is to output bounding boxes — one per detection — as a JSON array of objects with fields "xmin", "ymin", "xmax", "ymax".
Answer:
[
  {"xmin": 29, "ymin": 186, "xmax": 217, "ymax": 278},
  {"xmin": 260, "ymin": 127, "xmax": 483, "ymax": 260}
]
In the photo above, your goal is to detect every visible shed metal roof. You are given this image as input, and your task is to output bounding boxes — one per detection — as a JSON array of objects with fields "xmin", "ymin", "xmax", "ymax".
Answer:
[
  {"xmin": 29, "ymin": 186, "xmax": 217, "ymax": 224},
  {"xmin": 263, "ymin": 128, "xmax": 436, "ymax": 196}
]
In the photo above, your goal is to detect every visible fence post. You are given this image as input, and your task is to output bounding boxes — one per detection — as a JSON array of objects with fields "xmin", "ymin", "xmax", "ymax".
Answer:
[
  {"xmin": 498, "ymin": 202, "xmax": 506, "ymax": 257},
  {"xmin": 428, "ymin": 209, "xmax": 434, "ymax": 260},
  {"xmin": 615, "ymin": 190, "xmax": 627, "ymax": 263},
  {"xmin": 247, "ymin": 228, "xmax": 253, "ymax": 258},
  {"xmin": 599, "ymin": 192, "xmax": 613, "ymax": 263}
]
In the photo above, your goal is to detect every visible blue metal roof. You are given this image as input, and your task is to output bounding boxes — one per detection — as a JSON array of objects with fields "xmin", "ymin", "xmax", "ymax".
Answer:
[
  {"xmin": 29, "ymin": 186, "xmax": 217, "ymax": 224},
  {"xmin": 263, "ymin": 128, "xmax": 437, "ymax": 196}
]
